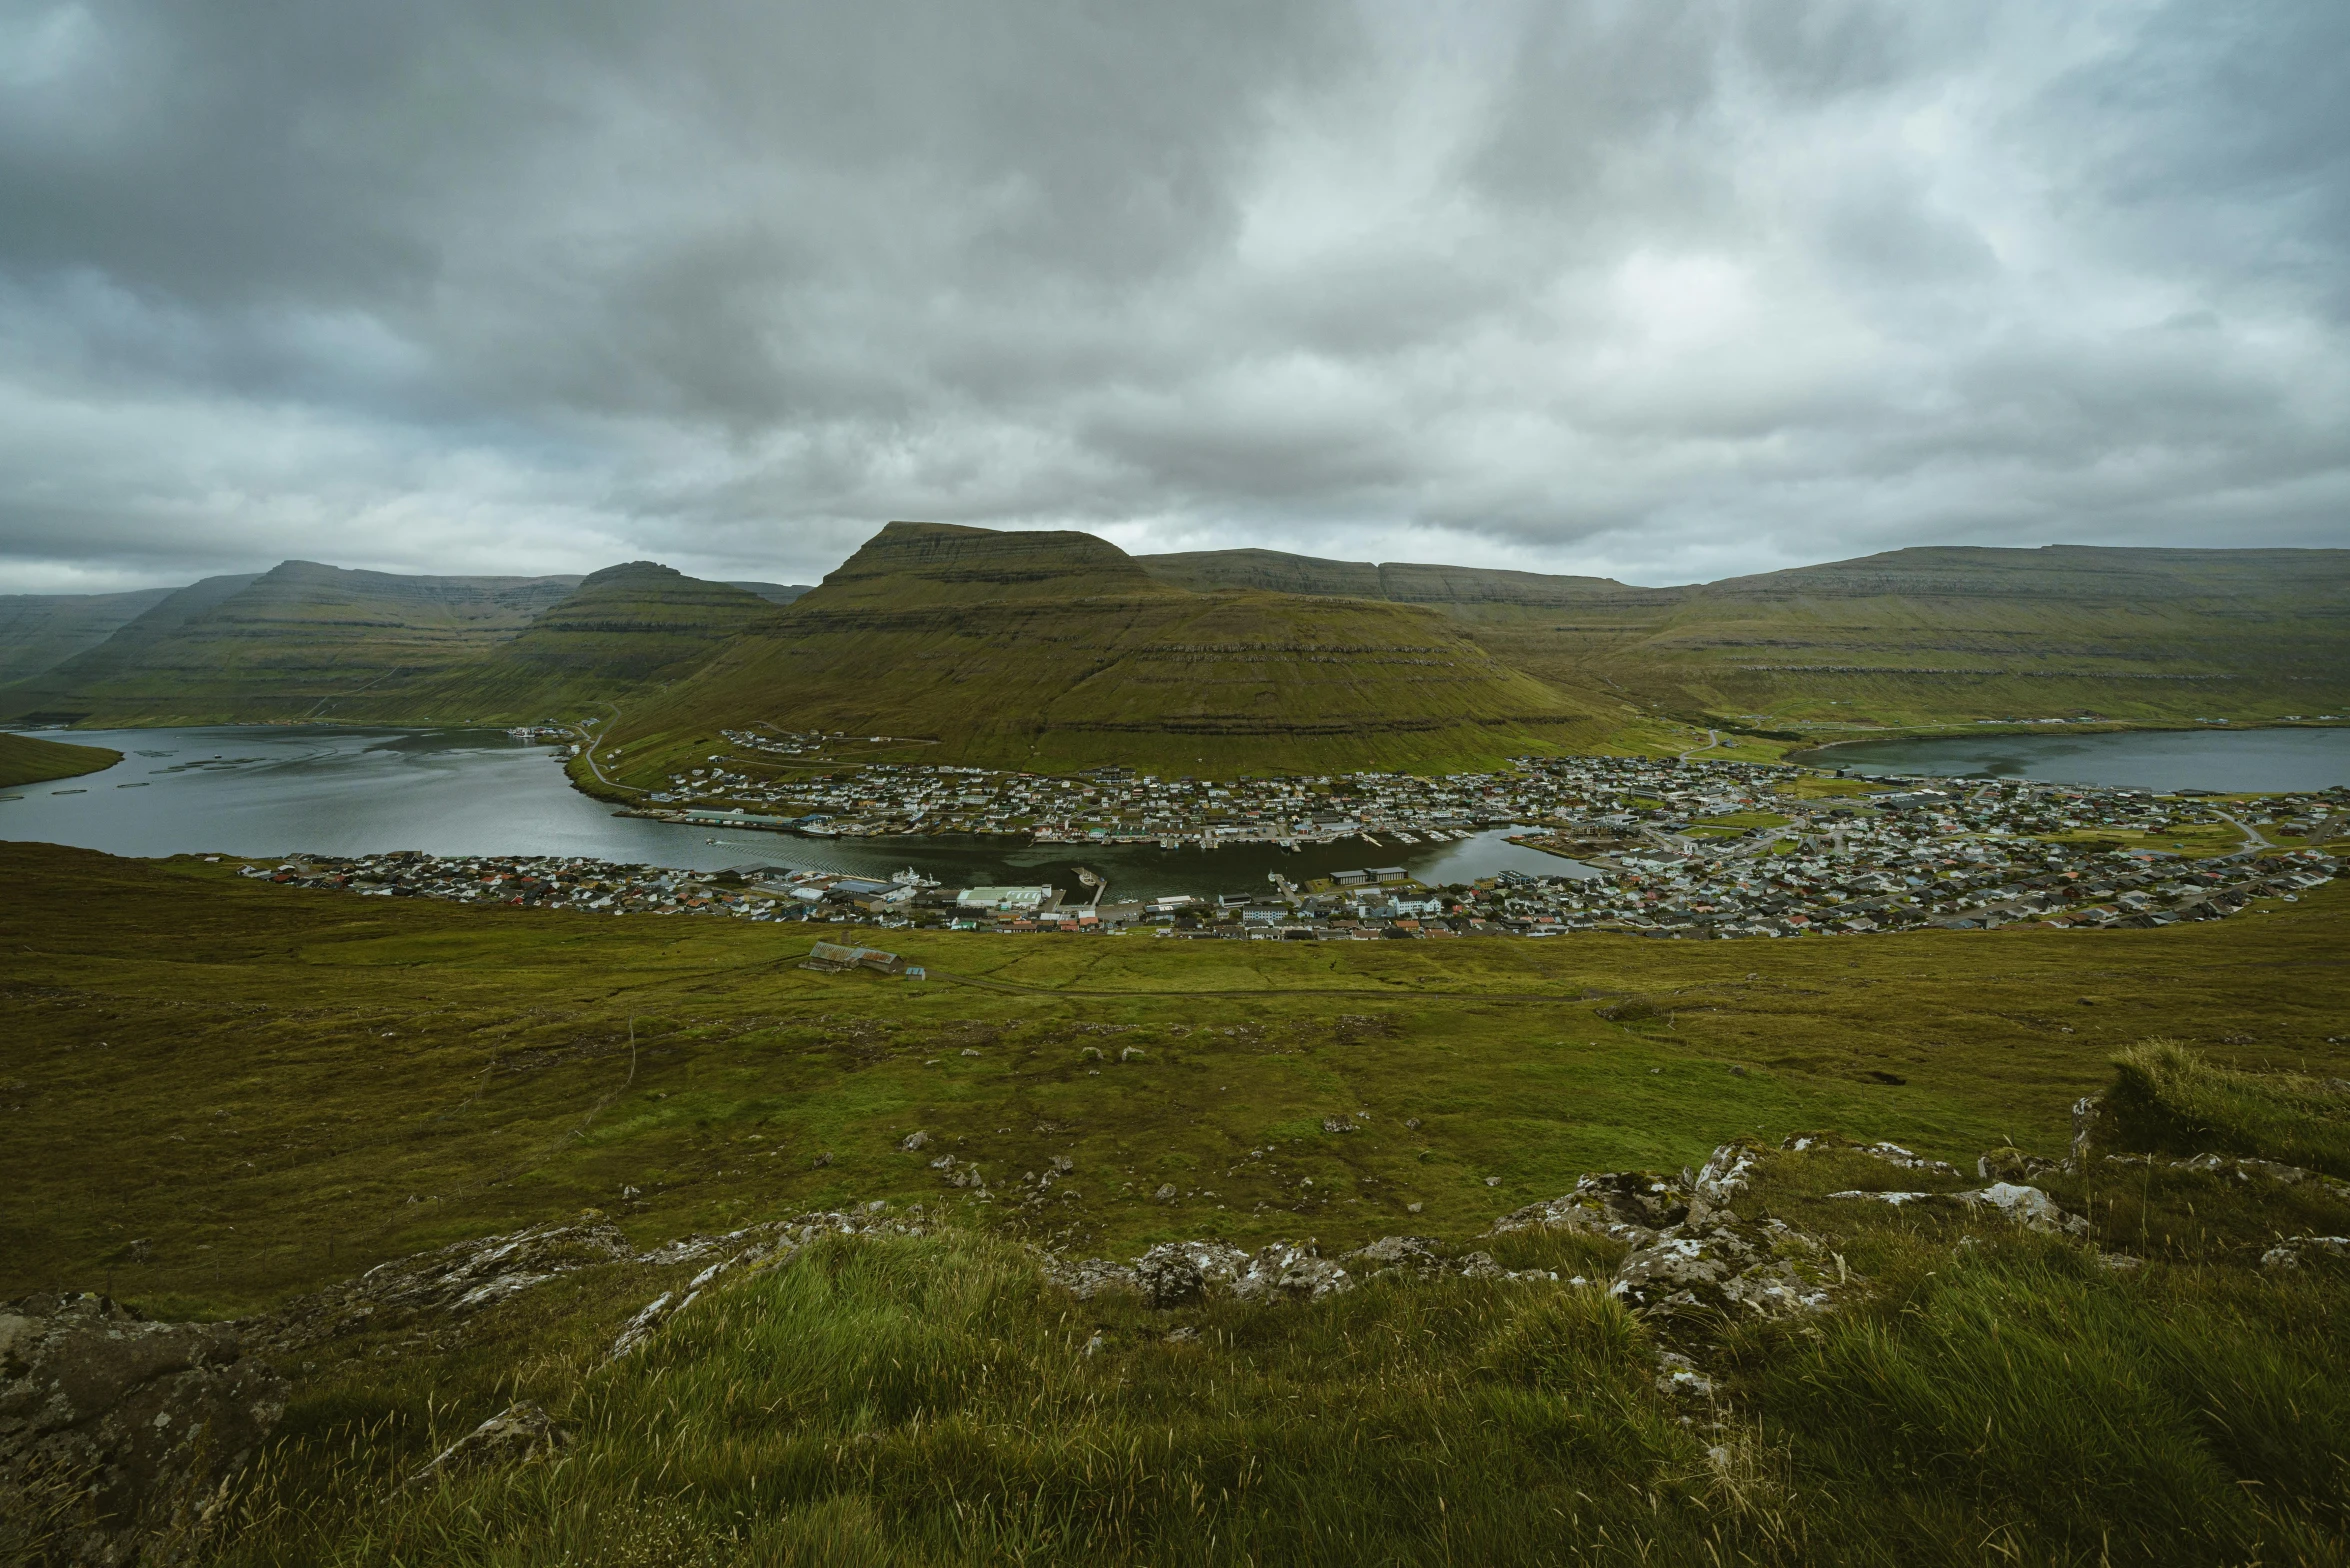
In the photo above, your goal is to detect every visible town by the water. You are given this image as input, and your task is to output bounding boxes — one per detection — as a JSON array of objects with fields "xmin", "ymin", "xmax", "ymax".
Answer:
[{"xmin": 249, "ymin": 749, "xmax": 2349, "ymax": 939}]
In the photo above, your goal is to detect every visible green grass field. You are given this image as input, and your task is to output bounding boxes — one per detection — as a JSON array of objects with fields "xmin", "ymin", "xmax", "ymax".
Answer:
[
  {"xmin": 6, "ymin": 844, "xmax": 2348, "ymax": 1565},
  {"xmin": 0, "ymin": 730, "xmax": 121, "ymax": 788}
]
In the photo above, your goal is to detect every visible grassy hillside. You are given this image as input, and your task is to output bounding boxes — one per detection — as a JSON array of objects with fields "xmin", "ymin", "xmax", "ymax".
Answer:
[
  {"xmin": 0, "ymin": 561, "xmax": 581, "ymax": 726},
  {"xmin": 1144, "ymin": 544, "xmax": 2350, "ymax": 738},
  {"xmin": 0, "ymin": 730, "xmax": 120, "ymax": 787},
  {"xmin": 598, "ymin": 523, "xmax": 1622, "ymax": 784},
  {"xmin": 4, "ymin": 844, "xmax": 2347, "ymax": 1563},
  {"xmin": 391, "ymin": 563, "xmax": 785, "ymax": 723},
  {"xmin": 0, "ymin": 586, "xmax": 178, "ymax": 686}
]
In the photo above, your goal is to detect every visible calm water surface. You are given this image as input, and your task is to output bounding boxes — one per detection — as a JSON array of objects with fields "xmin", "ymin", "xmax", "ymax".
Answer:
[
  {"xmin": 1810, "ymin": 726, "xmax": 2350, "ymax": 792},
  {"xmin": 0, "ymin": 726, "xmax": 1585, "ymax": 902}
]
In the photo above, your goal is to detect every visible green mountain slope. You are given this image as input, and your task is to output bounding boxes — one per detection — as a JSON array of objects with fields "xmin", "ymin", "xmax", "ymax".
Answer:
[
  {"xmin": 0, "ymin": 587, "xmax": 179, "ymax": 686},
  {"xmin": 601, "ymin": 522, "xmax": 1617, "ymax": 779},
  {"xmin": 394, "ymin": 562, "xmax": 786, "ymax": 721},
  {"xmin": 1141, "ymin": 544, "xmax": 2350, "ymax": 733},
  {"xmin": 0, "ymin": 561, "xmax": 581, "ymax": 725}
]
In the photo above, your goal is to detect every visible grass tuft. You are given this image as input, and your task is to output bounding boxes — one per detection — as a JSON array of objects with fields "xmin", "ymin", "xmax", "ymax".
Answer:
[{"xmin": 2107, "ymin": 1039, "xmax": 2350, "ymax": 1176}]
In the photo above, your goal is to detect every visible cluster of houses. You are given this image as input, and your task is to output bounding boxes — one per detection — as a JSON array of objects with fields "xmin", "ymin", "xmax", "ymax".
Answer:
[{"xmin": 241, "ymin": 765, "xmax": 2345, "ymax": 940}]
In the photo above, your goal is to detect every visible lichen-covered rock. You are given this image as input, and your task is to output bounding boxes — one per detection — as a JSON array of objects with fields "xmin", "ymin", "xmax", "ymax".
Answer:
[
  {"xmin": 1824, "ymin": 1189, "xmax": 1943, "ymax": 1207},
  {"xmin": 1783, "ymin": 1132, "xmax": 1959, "ymax": 1179},
  {"xmin": 0, "ymin": 1292, "xmax": 287, "ymax": 1568},
  {"xmin": 1826, "ymin": 1182, "xmax": 2092, "ymax": 1238},
  {"xmin": 1958, "ymin": 1183, "xmax": 2091, "ymax": 1238},
  {"xmin": 1653, "ymin": 1350, "xmax": 1715, "ymax": 1399},
  {"xmin": 1977, "ymin": 1146, "xmax": 2058, "ymax": 1183},
  {"xmin": 2105, "ymin": 1153, "xmax": 2350, "ymax": 1203},
  {"xmin": 1231, "ymin": 1243, "xmax": 1352, "ymax": 1302},
  {"xmin": 254, "ymin": 1222, "xmax": 636, "ymax": 1354},
  {"xmin": 409, "ymin": 1402, "xmax": 568, "ymax": 1485},
  {"xmin": 2260, "ymin": 1235, "xmax": 2350, "ymax": 1270},
  {"xmin": 1341, "ymin": 1235, "xmax": 1448, "ymax": 1277},
  {"xmin": 1690, "ymin": 1141, "xmax": 1767, "ymax": 1211},
  {"xmin": 1490, "ymin": 1172, "xmax": 1689, "ymax": 1244},
  {"xmin": 1131, "ymin": 1242, "xmax": 1248, "ymax": 1308},
  {"xmin": 1042, "ymin": 1256, "xmax": 1140, "ymax": 1302},
  {"xmin": 2066, "ymin": 1093, "xmax": 2113, "ymax": 1172},
  {"xmin": 1609, "ymin": 1219, "xmax": 1841, "ymax": 1327},
  {"xmin": 607, "ymin": 1208, "xmax": 928, "ymax": 1357}
]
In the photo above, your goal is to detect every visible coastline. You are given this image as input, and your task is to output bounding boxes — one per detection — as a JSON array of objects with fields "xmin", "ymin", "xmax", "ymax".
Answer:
[{"xmin": 1783, "ymin": 716, "xmax": 2350, "ymax": 770}]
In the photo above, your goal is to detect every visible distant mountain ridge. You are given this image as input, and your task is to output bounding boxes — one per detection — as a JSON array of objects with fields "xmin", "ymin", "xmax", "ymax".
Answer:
[
  {"xmin": 1141, "ymin": 542, "xmax": 2350, "ymax": 733},
  {"xmin": 0, "ymin": 561, "xmax": 581, "ymax": 725},
  {"xmin": 5, "ymin": 534, "xmax": 2345, "ymax": 765},
  {"xmin": 395, "ymin": 563, "xmax": 786, "ymax": 719},
  {"xmin": 0, "ymin": 587, "xmax": 179, "ymax": 686},
  {"xmin": 1140, "ymin": 548, "xmax": 1654, "ymax": 607}
]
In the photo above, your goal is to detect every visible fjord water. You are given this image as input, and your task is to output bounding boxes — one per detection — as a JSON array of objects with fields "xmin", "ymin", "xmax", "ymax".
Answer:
[
  {"xmin": 0, "ymin": 725, "xmax": 1579, "ymax": 901},
  {"xmin": 1815, "ymin": 725, "xmax": 2350, "ymax": 792}
]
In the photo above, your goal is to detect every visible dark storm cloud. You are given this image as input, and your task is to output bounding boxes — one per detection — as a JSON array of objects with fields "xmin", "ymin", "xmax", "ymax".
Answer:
[{"xmin": 0, "ymin": 0, "xmax": 2343, "ymax": 593}]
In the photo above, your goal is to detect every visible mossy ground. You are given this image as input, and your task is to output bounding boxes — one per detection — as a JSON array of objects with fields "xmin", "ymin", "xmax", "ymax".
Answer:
[
  {"xmin": 7, "ymin": 844, "xmax": 2349, "ymax": 1565},
  {"xmin": 8, "ymin": 842, "xmax": 2347, "ymax": 1317}
]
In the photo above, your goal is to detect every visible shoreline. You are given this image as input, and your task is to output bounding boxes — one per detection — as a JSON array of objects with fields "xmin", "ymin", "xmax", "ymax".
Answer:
[{"xmin": 1783, "ymin": 717, "xmax": 2350, "ymax": 770}]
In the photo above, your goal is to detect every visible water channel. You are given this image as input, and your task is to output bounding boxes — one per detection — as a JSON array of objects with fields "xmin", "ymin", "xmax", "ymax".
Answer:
[
  {"xmin": 0, "ymin": 726, "xmax": 1583, "ymax": 902},
  {"xmin": 9, "ymin": 724, "xmax": 2341, "ymax": 905},
  {"xmin": 1806, "ymin": 725, "xmax": 2350, "ymax": 794}
]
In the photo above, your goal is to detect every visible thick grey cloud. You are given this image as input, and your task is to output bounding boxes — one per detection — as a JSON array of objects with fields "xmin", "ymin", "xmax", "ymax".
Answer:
[{"xmin": 0, "ymin": 0, "xmax": 2343, "ymax": 592}]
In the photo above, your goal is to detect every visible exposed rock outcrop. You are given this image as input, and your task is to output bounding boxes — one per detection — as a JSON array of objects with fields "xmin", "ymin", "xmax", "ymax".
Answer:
[
  {"xmin": 1490, "ymin": 1172, "xmax": 1689, "ymax": 1244},
  {"xmin": 2102, "ymin": 1153, "xmax": 2350, "ymax": 1202},
  {"xmin": 250, "ymin": 1221, "xmax": 637, "ymax": 1356},
  {"xmin": 2259, "ymin": 1235, "xmax": 2350, "ymax": 1270},
  {"xmin": 1824, "ymin": 1182, "xmax": 2092, "ymax": 1238},
  {"xmin": 408, "ymin": 1402, "xmax": 568, "ymax": 1485},
  {"xmin": 1783, "ymin": 1132, "xmax": 1961, "ymax": 1179},
  {"xmin": 1609, "ymin": 1218, "xmax": 1845, "ymax": 1329},
  {"xmin": 1, "ymin": 1293, "xmax": 286, "ymax": 1568}
]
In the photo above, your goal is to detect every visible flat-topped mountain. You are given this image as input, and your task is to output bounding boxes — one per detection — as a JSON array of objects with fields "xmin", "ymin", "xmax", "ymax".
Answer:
[
  {"xmin": 813, "ymin": 521, "xmax": 1179, "ymax": 608},
  {"xmin": 603, "ymin": 523, "xmax": 1612, "ymax": 778}
]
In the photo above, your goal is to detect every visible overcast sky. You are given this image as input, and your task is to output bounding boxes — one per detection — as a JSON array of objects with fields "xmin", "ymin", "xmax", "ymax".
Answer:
[{"xmin": 2, "ymin": 0, "xmax": 2345, "ymax": 594}]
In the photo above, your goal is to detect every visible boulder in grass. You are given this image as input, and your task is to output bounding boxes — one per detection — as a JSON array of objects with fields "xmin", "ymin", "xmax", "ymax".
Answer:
[
  {"xmin": 1131, "ymin": 1243, "xmax": 1249, "ymax": 1309},
  {"xmin": 1959, "ymin": 1182, "xmax": 2092, "ymax": 1238},
  {"xmin": 2260, "ymin": 1235, "xmax": 2350, "ymax": 1271},
  {"xmin": 1977, "ymin": 1146, "xmax": 2058, "ymax": 1183},
  {"xmin": 1230, "ymin": 1243, "xmax": 1352, "ymax": 1303},
  {"xmin": 0, "ymin": 1292, "xmax": 287, "ymax": 1568},
  {"xmin": 1490, "ymin": 1172, "xmax": 1690, "ymax": 1244},
  {"xmin": 409, "ymin": 1402, "xmax": 569, "ymax": 1486},
  {"xmin": 1609, "ymin": 1218, "xmax": 1844, "ymax": 1329}
]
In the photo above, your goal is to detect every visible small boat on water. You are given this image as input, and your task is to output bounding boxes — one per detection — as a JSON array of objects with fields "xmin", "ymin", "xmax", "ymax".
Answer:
[{"xmin": 52, "ymin": 788, "xmax": 86, "ymax": 795}]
